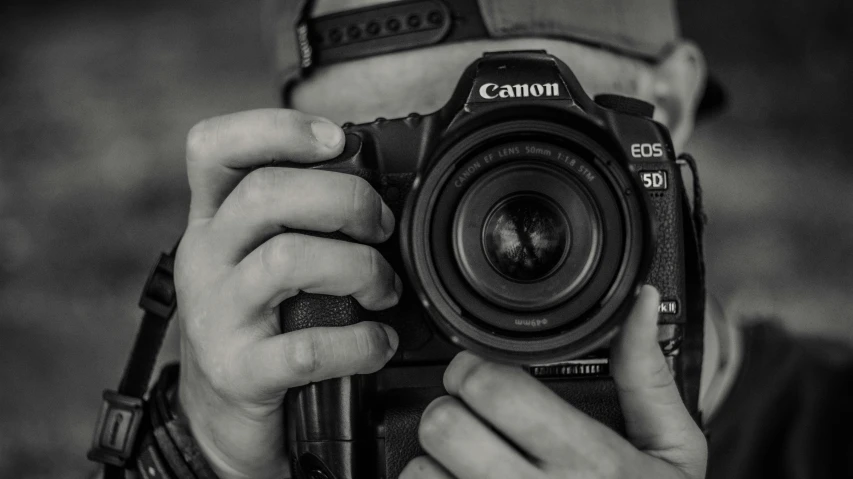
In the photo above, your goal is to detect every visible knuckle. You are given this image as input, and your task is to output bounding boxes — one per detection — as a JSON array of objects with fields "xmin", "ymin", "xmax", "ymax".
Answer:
[
  {"xmin": 185, "ymin": 118, "xmax": 213, "ymax": 163},
  {"xmin": 283, "ymin": 331, "xmax": 322, "ymax": 377},
  {"xmin": 271, "ymin": 109, "xmax": 301, "ymax": 134},
  {"xmin": 236, "ymin": 167, "xmax": 280, "ymax": 209},
  {"xmin": 186, "ymin": 116, "xmax": 232, "ymax": 164},
  {"xmin": 418, "ymin": 396, "xmax": 460, "ymax": 446},
  {"xmin": 359, "ymin": 245, "xmax": 384, "ymax": 283},
  {"xmin": 262, "ymin": 234, "xmax": 306, "ymax": 279},
  {"xmin": 646, "ymin": 360, "xmax": 677, "ymax": 392},
  {"xmin": 616, "ymin": 359, "xmax": 677, "ymax": 397},
  {"xmin": 346, "ymin": 175, "xmax": 379, "ymax": 220},
  {"xmin": 673, "ymin": 419, "xmax": 708, "ymax": 457}
]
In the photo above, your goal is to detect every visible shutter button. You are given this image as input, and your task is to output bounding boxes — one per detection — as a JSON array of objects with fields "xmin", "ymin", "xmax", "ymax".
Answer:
[{"xmin": 594, "ymin": 94, "xmax": 655, "ymax": 119}]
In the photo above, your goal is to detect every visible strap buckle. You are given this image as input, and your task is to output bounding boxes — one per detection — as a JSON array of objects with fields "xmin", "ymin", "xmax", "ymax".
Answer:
[
  {"xmin": 87, "ymin": 390, "xmax": 145, "ymax": 467},
  {"xmin": 139, "ymin": 253, "xmax": 177, "ymax": 319}
]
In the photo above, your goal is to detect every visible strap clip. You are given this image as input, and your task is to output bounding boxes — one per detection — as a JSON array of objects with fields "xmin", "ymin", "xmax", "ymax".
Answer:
[
  {"xmin": 139, "ymin": 253, "xmax": 177, "ymax": 319},
  {"xmin": 87, "ymin": 390, "xmax": 145, "ymax": 467}
]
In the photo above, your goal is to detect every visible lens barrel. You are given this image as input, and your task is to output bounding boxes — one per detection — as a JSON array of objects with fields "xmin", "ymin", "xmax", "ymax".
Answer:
[{"xmin": 402, "ymin": 120, "xmax": 649, "ymax": 362}]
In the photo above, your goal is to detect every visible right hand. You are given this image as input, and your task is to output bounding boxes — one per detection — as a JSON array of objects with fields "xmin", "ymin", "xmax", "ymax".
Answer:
[{"xmin": 175, "ymin": 109, "xmax": 402, "ymax": 479}]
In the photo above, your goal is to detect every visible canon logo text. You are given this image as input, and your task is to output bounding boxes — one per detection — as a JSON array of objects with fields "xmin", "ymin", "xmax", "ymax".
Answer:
[{"xmin": 479, "ymin": 82, "xmax": 560, "ymax": 100}]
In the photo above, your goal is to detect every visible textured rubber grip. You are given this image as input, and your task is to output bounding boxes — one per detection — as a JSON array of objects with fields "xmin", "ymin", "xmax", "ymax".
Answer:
[
  {"xmin": 281, "ymin": 291, "xmax": 366, "ymax": 332},
  {"xmin": 639, "ymin": 161, "xmax": 686, "ymax": 325},
  {"xmin": 279, "ymin": 231, "xmax": 371, "ymax": 332}
]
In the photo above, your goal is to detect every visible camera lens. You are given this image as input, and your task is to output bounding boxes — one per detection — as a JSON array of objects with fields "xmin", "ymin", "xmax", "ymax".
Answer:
[
  {"xmin": 483, "ymin": 193, "xmax": 569, "ymax": 282},
  {"xmin": 451, "ymin": 160, "xmax": 601, "ymax": 312},
  {"xmin": 404, "ymin": 123, "xmax": 650, "ymax": 362}
]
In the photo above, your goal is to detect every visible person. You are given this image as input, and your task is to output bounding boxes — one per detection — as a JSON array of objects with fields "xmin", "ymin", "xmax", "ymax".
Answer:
[{"xmin": 114, "ymin": 1, "xmax": 853, "ymax": 478}]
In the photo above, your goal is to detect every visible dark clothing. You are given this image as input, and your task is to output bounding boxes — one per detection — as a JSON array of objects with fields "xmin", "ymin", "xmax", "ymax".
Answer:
[{"xmin": 707, "ymin": 322, "xmax": 853, "ymax": 479}]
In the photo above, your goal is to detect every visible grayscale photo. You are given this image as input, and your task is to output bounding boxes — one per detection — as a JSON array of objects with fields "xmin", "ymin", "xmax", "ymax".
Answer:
[{"xmin": 1, "ymin": 0, "xmax": 851, "ymax": 478}]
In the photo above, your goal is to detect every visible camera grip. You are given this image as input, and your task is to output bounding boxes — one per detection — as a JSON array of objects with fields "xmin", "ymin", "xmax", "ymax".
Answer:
[
  {"xmin": 280, "ymin": 257, "xmax": 369, "ymax": 332},
  {"xmin": 279, "ymin": 234, "xmax": 375, "ymax": 479},
  {"xmin": 278, "ymin": 134, "xmax": 382, "ymax": 479},
  {"xmin": 280, "ymin": 131, "xmax": 381, "ymax": 332},
  {"xmin": 280, "ymin": 132, "xmax": 379, "ymax": 332}
]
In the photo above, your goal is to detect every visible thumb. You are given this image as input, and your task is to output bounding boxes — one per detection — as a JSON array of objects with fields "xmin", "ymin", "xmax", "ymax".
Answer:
[{"xmin": 611, "ymin": 286, "xmax": 707, "ymax": 468}]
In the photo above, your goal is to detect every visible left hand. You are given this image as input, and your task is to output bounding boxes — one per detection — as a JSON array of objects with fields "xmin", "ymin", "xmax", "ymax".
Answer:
[{"xmin": 400, "ymin": 285, "xmax": 707, "ymax": 479}]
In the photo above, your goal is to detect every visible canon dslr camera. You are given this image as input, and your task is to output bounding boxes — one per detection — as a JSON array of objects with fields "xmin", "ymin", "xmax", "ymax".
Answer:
[{"xmin": 282, "ymin": 50, "xmax": 697, "ymax": 479}]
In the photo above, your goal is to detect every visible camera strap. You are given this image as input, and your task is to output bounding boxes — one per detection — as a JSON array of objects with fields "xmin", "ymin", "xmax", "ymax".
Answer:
[
  {"xmin": 88, "ymin": 242, "xmax": 181, "ymax": 479},
  {"xmin": 676, "ymin": 152, "xmax": 707, "ymax": 425}
]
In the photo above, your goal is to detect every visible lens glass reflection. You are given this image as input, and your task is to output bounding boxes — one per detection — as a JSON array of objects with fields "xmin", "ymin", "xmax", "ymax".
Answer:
[{"xmin": 483, "ymin": 194, "xmax": 569, "ymax": 282}]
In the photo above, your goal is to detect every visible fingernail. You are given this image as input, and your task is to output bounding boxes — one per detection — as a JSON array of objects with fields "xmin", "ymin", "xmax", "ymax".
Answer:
[
  {"xmin": 381, "ymin": 324, "xmax": 399, "ymax": 354},
  {"xmin": 381, "ymin": 203, "xmax": 396, "ymax": 238},
  {"xmin": 310, "ymin": 120, "xmax": 343, "ymax": 149}
]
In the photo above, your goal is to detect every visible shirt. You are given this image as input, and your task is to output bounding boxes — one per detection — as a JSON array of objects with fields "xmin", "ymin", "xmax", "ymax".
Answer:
[{"xmin": 707, "ymin": 322, "xmax": 853, "ymax": 478}]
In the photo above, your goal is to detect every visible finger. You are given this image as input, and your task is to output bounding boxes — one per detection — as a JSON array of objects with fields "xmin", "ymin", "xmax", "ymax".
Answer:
[
  {"xmin": 611, "ymin": 285, "xmax": 706, "ymax": 464},
  {"xmin": 185, "ymin": 109, "xmax": 345, "ymax": 221},
  {"xmin": 229, "ymin": 233, "xmax": 402, "ymax": 316},
  {"xmin": 209, "ymin": 168, "xmax": 394, "ymax": 262},
  {"xmin": 399, "ymin": 456, "xmax": 454, "ymax": 479},
  {"xmin": 418, "ymin": 396, "xmax": 540, "ymax": 479},
  {"xmin": 443, "ymin": 352, "xmax": 627, "ymax": 465},
  {"xmin": 237, "ymin": 321, "xmax": 398, "ymax": 398}
]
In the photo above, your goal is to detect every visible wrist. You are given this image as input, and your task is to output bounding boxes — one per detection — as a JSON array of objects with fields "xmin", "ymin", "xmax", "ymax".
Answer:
[
  {"xmin": 178, "ymin": 361, "xmax": 290, "ymax": 479},
  {"xmin": 140, "ymin": 363, "xmax": 220, "ymax": 479}
]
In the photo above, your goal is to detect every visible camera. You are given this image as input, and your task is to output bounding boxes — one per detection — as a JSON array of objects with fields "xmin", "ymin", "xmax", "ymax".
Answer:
[{"xmin": 281, "ymin": 51, "xmax": 693, "ymax": 479}]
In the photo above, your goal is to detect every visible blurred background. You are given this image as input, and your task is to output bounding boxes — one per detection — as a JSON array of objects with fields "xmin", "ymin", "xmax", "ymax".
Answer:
[{"xmin": 1, "ymin": 0, "xmax": 851, "ymax": 477}]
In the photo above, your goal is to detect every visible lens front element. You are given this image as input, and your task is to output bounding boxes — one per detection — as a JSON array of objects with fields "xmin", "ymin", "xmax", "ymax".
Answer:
[
  {"xmin": 452, "ymin": 159, "xmax": 603, "ymax": 314},
  {"xmin": 483, "ymin": 193, "xmax": 569, "ymax": 283}
]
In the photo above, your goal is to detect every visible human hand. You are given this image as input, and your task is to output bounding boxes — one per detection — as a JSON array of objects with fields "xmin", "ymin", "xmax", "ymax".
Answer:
[
  {"xmin": 175, "ymin": 109, "xmax": 402, "ymax": 479},
  {"xmin": 401, "ymin": 285, "xmax": 707, "ymax": 479}
]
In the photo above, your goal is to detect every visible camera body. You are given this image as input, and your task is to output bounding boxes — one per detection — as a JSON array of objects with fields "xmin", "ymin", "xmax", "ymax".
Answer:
[{"xmin": 282, "ymin": 51, "xmax": 690, "ymax": 479}]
